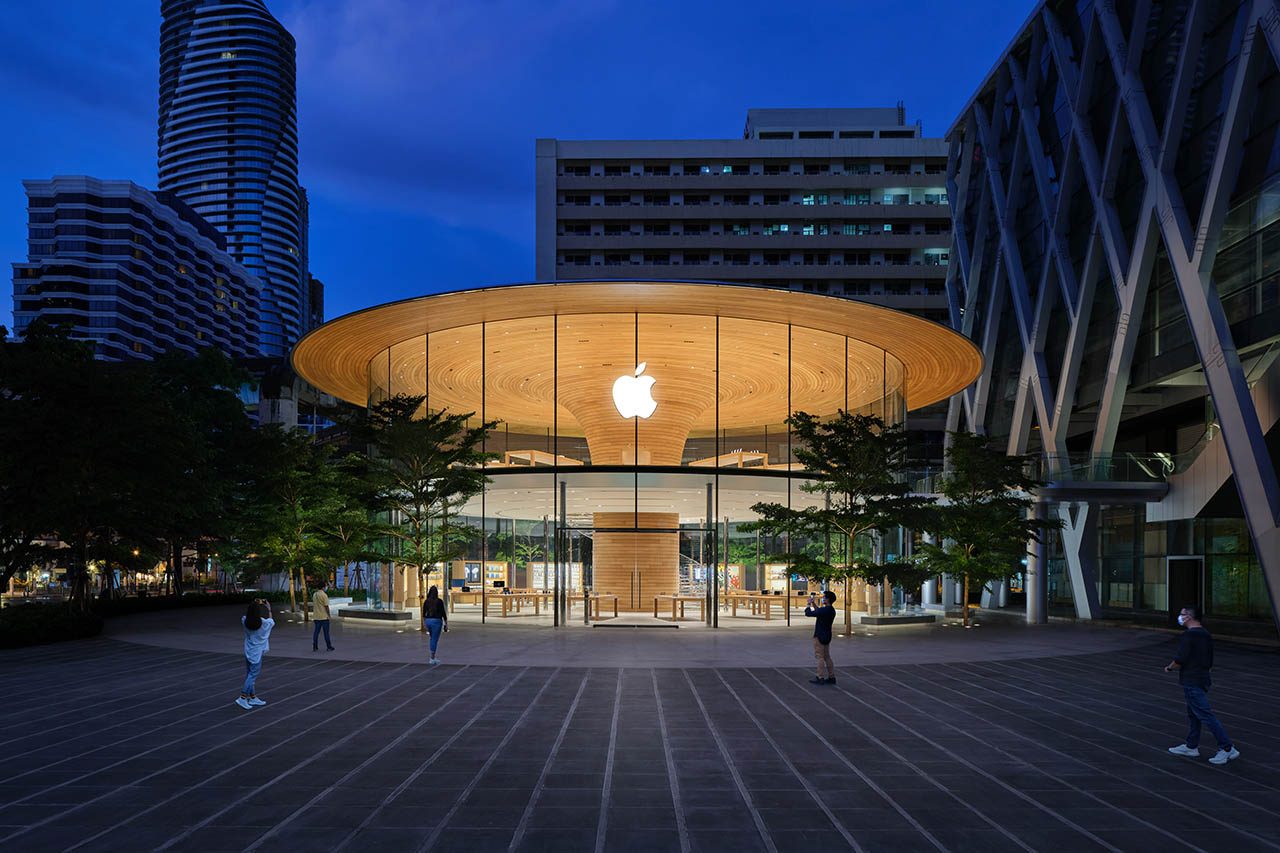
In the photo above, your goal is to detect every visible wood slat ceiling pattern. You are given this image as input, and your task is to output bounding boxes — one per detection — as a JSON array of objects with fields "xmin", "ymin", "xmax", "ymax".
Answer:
[{"xmin": 293, "ymin": 282, "xmax": 981, "ymax": 420}]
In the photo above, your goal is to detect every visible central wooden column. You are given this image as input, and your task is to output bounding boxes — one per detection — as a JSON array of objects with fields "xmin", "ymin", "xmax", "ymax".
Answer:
[{"xmin": 591, "ymin": 512, "xmax": 679, "ymax": 610}]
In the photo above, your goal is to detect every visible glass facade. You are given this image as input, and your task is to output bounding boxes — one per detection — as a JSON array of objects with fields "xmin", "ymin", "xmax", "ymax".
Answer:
[{"xmin": 366, "ymin": 311, "xmax": 905, "ymax": 616}]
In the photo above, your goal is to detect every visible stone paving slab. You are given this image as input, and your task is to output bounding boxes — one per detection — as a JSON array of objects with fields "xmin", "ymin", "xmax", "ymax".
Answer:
[
  {"xmin": 105, "ymin": 604, "xmax": 1171, "ymax": 667},
  {"xmin": 1, "ymin": 627, "xmax": 1277, "ymax": 852}
]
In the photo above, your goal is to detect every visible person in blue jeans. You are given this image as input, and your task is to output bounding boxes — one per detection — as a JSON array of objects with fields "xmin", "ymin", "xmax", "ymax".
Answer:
[
  {"xmin": 421, "ymin": 585, "xmax": 448, "ymax": 665},
  {"xmin": 1166, "ymin": 604, "xmax": 1239, "ymax": 765},
  {"xmin": 237, "ymin": 599, "xmax": 274, "ymax": 710}
]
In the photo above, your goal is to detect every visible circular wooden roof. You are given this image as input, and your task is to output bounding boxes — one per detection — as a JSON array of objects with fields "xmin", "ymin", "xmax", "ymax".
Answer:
[{"xmin": 291, "ymin": 281, "xmax": 981, "ymax": 411}]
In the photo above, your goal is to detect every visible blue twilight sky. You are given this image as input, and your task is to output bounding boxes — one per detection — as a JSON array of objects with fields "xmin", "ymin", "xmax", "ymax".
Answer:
[{"xmin": 0, "ymin": 0, "xmax": 1033, "ymax": 332}]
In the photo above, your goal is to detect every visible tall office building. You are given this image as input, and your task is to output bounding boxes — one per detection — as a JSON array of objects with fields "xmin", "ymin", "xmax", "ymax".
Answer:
[
  {"xmin": 536, "ymin": 108, "xmax": 951, "ymax": 323},
  {"xmin": 11, "ymin": 177, "xmax": 260, "ymax": 361},
  {"xmin": 948, "ymin": 0, "xmax": 1280, "ymax": 630},
  {"xmin": 158, "ymin": 0, "xmax": 306, "ymax": 356}
]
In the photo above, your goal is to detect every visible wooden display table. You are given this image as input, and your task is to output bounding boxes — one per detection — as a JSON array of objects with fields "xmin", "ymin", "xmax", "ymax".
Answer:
[
  {"xmin": 690, "ymin": 450, "xmax": 769, "ymax": 468},
  {"xmin": 448, "ymin": 590, "xmax": 484, "ymax": 611},
  {"xmin": 490, "ymin": 591, "xmax": 553, "ymax": 617},
  {"xmin": 576, "ymin": 593, "xmax": 619, "ymax": 620},
  {"xmin": 502, "ymin": 449, "xmax": 584, "ymax": 467},
  {"xmin": 728, "ymin": 592, "xmax": 813, "ymax": 620},
  {"xmin": 653, "ymin": 594, "xmax": 706, "ymax": 621}
]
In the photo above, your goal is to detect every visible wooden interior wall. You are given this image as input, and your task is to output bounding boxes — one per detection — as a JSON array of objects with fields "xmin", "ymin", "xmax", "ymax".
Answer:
[{"xmin": 591, "ymin": 511, "xmax": 679, "ymax": 610}]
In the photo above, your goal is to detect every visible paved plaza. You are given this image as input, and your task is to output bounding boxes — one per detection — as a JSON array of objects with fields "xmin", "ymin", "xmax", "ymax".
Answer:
[{"xmin": 1, "ymin": 610, "xmax": 1278, "ymax": 852}]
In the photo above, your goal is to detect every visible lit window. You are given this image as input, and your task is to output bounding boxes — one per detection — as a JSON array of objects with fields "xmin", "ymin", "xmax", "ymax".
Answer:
[{"xmin": 221, "ymin": 51, "xmax": 237, "ymax": 59}]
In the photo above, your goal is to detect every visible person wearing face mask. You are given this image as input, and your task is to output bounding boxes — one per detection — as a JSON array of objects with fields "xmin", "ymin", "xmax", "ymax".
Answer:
[{"xmin": 1165, "ymin": 604, "xmax": 1239, "ymax": 765}]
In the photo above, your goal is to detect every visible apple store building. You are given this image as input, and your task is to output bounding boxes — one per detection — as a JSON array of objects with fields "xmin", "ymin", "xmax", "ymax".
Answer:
[{"xmin": 292, "ymin": 281, "xmax": 981, "ymax": 625}]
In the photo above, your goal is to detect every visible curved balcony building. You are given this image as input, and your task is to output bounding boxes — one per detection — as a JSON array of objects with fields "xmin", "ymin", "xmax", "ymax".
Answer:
[{"xmin": 158, "ymin": 0, "xmax": 303, "ymax": 356}]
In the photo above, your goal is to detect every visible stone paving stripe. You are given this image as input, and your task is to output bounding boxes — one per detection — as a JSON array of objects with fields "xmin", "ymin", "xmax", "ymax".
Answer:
[
  {"xmin": 1002, "ymin": 654, "xmax": 1280, "ymax": 734},
  {"xmin": 156, "ymin": 663, "xmax": 481, "ymax": 850},
  {"xmin": 42, "ymin": 660, "xmax": 418, "ymax": 849},
  {"xmin": 955, "ymin": 659, "xmax": 1280, "ymax": 793},
  {"xmin": 507, "ymin": 670, "xmax": 593, "ymax": 852},
  {"xmin": 333, "ymin": 667, "xmax": 568, "ymax": 850},
  {"xmin": 0, "ymin": 656, "xmax": 384, "ymax": 805},
  {"xmin": 592, "ymin": 668, "xmax": 624, "ymax": 853},
  {"xmin": 860, "ymin": 665, "xmax": 1213, "ymax": 849},
  {"xmin": 679, "ymin": 669, "xmax": 779, "ymax": 853},
  {"xmin": 0, "ymin": 655, "xmax": 339, "ymax": 771},
  {"xmin": 651, "ymin": 667, "xmax": 692, "ymax": 853},
  {"xmin": 881, "ymin": 663, "xmax": 1280, "ymax": 850},
  {"xmin": 719, "ymin": 670, "xmax": 864, "ymax": 848},
  {"xmin": 771, "ymin": 667, "xmax": 1148, "ymax": 852},
  {"xmin": 415, "ymin": 668, "xmax": 559, "ymax": 852}
]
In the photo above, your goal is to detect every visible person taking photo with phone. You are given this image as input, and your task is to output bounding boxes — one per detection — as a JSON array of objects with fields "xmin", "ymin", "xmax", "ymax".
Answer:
[
  {"xmin": 236, "ymin": 599, "xmax": 274, "ymax": 710},
  {"xmin": 805, "ymin": 589, "xmax": 838, "ymax": 685}
]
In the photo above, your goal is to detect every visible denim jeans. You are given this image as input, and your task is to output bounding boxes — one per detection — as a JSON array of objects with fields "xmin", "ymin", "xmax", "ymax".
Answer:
[
  {"xmin": 312, "ymin": 619, "xmax": 332, "ymax": 650},
  {"xmin": 1184, "ymin": 684, "xmax": 1232, "ymax": 750},
  {"xmin": 242, "ymin": 657, "xmax": 262, "ymax": 696},
  {"xmin": 423, "ymin": 618, "xmax": 444, "ymax": 655}
]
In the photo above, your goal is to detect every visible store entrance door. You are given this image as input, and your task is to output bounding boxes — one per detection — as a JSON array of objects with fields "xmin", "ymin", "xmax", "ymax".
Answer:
[{"xmin": 556, "ymin": 523, "xmax": 718, "ymax": 622}]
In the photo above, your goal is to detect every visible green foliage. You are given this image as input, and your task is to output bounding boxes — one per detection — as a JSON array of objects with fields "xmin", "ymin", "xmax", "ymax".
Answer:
[
  {"xmin": 353, "ymin": 395, "xmax": 496, "ymax": 594},
  {"xmin": 915, "ymin": 430, "xmax": 1060, "ymax": 594},
  {"xmin": 0, "ymin": 602, "xmax": 103, "ymax": 649},
  {"xmin": 744, "ymin": 411, "xmax": 933, "ymax": 588}
]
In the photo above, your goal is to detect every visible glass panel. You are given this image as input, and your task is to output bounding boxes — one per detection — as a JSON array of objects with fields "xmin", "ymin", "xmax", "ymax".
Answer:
[
  {"xmin": 635, "ymin": 313, "xmax": 715, "ymax": 467},
  {"xmin": 485, "ymin": 316, "xmax": 555, "ymax": 469},
  {"xmin": 843, "ymin": 338, "xmax": 887, "ymax": 420},
  {"xmin": 555, "ymin": 313, "xmax": 634, "ymax": 467},
  {"xmin": 389, "ymin": 336, "xmax": 425, "ymax": 409},
  {"xmin": 427, "ymin": 323, "xmax": 483, "ymax": 424},
  {"xmin": 719, "ymin": 317, "xmax": 789, "ymax": 469},
  {"xmin": 368, "ymin": 348, "xmax": 389, "ymax": 407}
]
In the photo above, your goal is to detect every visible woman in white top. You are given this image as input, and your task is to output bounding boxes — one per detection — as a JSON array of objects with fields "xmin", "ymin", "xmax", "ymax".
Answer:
[{"xmin": 237, "ymin": 599, "xmax": 275, "ymax": 710}]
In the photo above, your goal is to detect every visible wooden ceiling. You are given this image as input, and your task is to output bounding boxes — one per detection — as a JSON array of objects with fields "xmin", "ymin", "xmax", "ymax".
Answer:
[{"xmin": 293, "ymin": 283, "xmax": 982, "ymax": 429}]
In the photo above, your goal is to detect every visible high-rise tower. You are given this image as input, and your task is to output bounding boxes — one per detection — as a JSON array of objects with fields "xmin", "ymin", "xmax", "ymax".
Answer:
[{"xmin": 158, "ymin": 0, "xmax": 304, "ymax": 356}]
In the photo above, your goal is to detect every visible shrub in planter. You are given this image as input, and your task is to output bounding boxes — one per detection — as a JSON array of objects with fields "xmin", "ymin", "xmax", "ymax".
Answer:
[{"xmin": 0, "ymin": 602, "xmax": 104, "ymax": 649}]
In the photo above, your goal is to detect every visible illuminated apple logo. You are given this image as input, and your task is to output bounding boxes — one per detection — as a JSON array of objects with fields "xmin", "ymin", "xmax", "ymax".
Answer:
[{"xmin": 612, "ymin": 362, "xmax": 657, "ymax": 419}]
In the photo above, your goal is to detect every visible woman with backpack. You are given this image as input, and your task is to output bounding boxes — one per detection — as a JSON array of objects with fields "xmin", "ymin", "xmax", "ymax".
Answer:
[
  {"xmin": 236, "ymin": 598, "xmax": 275, "ymax": 710},
  {"xmin": 421, "ymin": 586, "xmax": 448, "ymax": 665}
]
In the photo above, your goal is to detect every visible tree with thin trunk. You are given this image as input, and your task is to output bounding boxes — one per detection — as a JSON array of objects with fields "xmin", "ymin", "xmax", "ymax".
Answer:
[
  {"xmin": 355, "ymin": 395, "xmax": 496, "ymax": 608},
  {"xmin": 226, "ymin": 427, "xmax": 345, "ymax": 618},
  {"xmin": 744, "ymin": 411, "xmax": 934, "ymax": 636},
  {"xmin": 915, "ymin": 431, "xmax": 1059, "ymax": 627}
]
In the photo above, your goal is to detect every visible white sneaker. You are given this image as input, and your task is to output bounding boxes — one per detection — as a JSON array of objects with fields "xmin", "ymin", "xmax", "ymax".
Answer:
[
  {"xmin": 235, "ymin": 697, "xmax": 252, "ymax": 710},
  {"xmin": 1209, "ymin": 747, "xmax": 1240, "ymax": 765},
  {"xmin": 248, "ymin": 697, "xmax": 266, "ymax": 707},
  {"xmin": 1168, "ymin": 744, "xmax": 1199, "ymax": 757},
  {"xmin": 429, "ymin": 658, "xmax": 439, "ymax": 665}
]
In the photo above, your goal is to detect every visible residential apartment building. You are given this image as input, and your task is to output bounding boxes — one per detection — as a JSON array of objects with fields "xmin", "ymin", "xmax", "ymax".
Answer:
[
  {"xmin": 11, "ymin": 177, "xmax": 260, "ymax": 361},
  {"xmin": 947, "ymin": 0, "xmax": 1280, "ymax": 631},
  {"xmin": 535, "ymin": 107, "xmax": 951, "ymax": 323},
  {"xmin": 158, "ymin": 0, "xmax": 310, "ymax": 356}
]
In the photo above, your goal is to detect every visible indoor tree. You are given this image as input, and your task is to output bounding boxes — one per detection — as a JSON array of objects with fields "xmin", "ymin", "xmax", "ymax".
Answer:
[{"xmin": 744, "ymin": 411, "xmax": 934, "ymax": 636}]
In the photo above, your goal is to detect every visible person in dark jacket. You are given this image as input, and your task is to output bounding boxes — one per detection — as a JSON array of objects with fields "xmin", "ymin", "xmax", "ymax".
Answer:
[
  {"xmin": 804, "ymin": 590, "xmax": 838, "ymax": 685},
  {"xmin": 421, "ymin": 585, "xmax": 448, "ymax": 665},
  {"xmin": 1166, "ymin": 604, "xmax": 1239, "ymax": 765}
]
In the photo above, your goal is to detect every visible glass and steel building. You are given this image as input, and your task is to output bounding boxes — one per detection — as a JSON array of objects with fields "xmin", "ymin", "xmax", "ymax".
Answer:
[
  {"xmin": 11, "ymin": 176, "xmax": 260, "ymax": 361},
  {"xmin": 292, "ymin": 280, "xmax": 980, "ymax": 620},
  {"xmin": 158, "ymin": 0, "xmax": 306, "ymax": 356},
  {"xmin": 946, "ymin": 0, "xmax": 1280, "ymax": 631}
]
